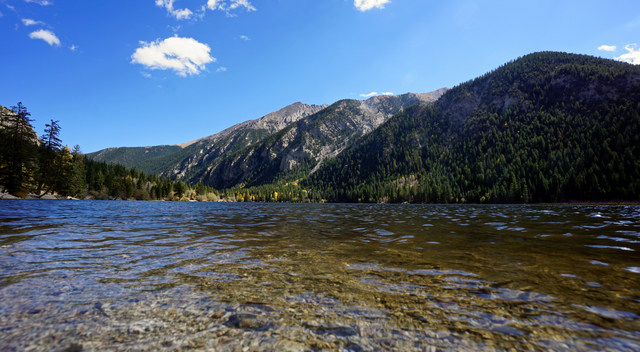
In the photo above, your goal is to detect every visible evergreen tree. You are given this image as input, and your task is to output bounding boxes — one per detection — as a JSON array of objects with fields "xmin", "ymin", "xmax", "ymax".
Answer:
[
  {"xmin": 36, "ymin": 119, "xmax": 62, "ymax": 196},
  {"xmin": 68, "ymin": 145, "xmax": 86, "ymax": 197},
  {"xmin": 3, "ymin": 103, "xmax": 36, "ymax": 195}
]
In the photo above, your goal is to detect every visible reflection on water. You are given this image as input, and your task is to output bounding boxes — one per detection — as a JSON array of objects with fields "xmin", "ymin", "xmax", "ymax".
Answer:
[{"xmin": 0, "ymin": 201, "xmax": 639, "ymax": 351}]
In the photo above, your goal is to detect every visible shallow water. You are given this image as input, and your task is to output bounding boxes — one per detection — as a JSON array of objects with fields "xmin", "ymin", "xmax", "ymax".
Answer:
[{"xmin": 0, "ymin": 201, "xmax": 639, "ymax": 351}]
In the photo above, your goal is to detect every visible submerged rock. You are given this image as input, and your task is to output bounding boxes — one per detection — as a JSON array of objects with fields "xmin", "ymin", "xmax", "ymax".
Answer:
[{"xmin": 225, "ymin": 314, "xmax": 270, "ymax": 330}]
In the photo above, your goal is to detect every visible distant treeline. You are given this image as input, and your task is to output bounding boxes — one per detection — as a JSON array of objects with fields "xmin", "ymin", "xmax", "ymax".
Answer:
[{"xmin": 0, "ymin": 103, "xmax": 220, "ymax": 201}]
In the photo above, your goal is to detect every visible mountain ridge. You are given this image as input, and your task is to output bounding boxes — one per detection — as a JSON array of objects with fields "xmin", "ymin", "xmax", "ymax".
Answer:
[
  {"xmin": 86, "ymin": 101, "xmax": 328, "ymax": 173},
  {"xmin": 195, "ymin": 90, "xmax": 448, "ymax": 188},
  {"xmin": 87, "ymin": 90, "xmax": 448, "ymax": 184}
]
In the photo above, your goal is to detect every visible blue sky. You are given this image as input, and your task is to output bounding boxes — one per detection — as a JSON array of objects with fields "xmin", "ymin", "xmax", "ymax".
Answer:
[{"xmin": 1, "ymin": 0, "xmax": 639, "ymax": 153}]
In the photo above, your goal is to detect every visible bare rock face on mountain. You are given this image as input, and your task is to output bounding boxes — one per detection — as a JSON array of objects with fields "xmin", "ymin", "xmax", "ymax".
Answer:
[
  {"xmin": 86, "ymin": 89, "xmax": 447, "ymax": 189},
  {"xmin": 157, "ymin": 102, "xmax": 328, "ymax": 181},
  {"xmin": 0, "ymin": 105, "xmax": 40, "ymax": 145},
  {"xmin": 179, "ymin": 102, "xmax": 328, "ymax": 148},
  {"xmin": 199, "ymin": 90, "xmax": 447, "ymax": 189},
  {"xmin": 0, "ymin": 105, "xmax": 13, "ymax": 118},
  {"xmin": 87, "ymin": 102, "xmax": 327, "ymax": 177}
]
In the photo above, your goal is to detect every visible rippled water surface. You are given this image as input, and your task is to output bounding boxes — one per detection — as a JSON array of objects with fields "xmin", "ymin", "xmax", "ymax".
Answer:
[{"xmin": 1, "ymin": 201, "xmax": 639, "ymax": 351}]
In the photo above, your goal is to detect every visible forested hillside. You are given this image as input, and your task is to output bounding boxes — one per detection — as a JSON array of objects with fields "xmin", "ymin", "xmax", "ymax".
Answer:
[
  {"xmin": 86, "ymin": 145, "xmax": 182, "ymax": 170},
  {"xmin": 0, "ymin": 103, "xmax": 218, "ymax": 201},
  {"xmin": 306, "ymin": 52, "xmax": 640, "ymax": 203}
]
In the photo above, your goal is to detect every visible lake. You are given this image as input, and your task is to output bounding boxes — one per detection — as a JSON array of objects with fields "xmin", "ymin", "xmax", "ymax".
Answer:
[{"xmin": 0, "ymin": 201, "xmax": 639, "ymax": 351}]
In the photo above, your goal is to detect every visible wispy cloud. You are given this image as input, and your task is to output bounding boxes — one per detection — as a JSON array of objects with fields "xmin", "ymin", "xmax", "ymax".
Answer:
[
  {"xmin": 24, "ymin": 0, "xmax": 53, "ymax": 5},
  {"xmin": 239, "ymin": 35, "xmax": 250, "ymax": 41},
  {"xmin": 155, "ymin": 0, "xmax": 255, "ymax": 20},
  {"xmin": 69, "ymin": 45, "xmax": 78, "ymax": 51},
  {"xmin": 29, "ymin": 29, "xmax": 60, "ymax": 46},
  {"xmin": 228, "ymin": 0, "xmax": 255, "ymax": 11},
  {"xmin": 155, "ymin": 0, "xmax": 193, "ymax": 20},
  {"xmin": 354, "ymin": 0, "xmax": 390, "ymax": 12},
  {"xmin": 360, "ymin": 91, "xmax": 394, "ymax": 97},
  {"xmin": 615, "ymin": 44, "xmax": 640, "ymax": 65},
  {"xmin": 206, "ymin": 0, "xmax": 220, "ymax": 10},
  {"xmin": 216, "ymin": 66, "xmax": 227, "ymax": 72},
  {"xmin": 206, "ymin": 0, "xmax": 256, "ymax": 15},
  {"xmin": 625, "ymin": 15, "xmax": 640, "ymax": 29},
  {"xmin": 22, "ymin": 18, "xmax": 45, "ymax": 26},
  {"xmin": 131, "ymin": 36, "xmax": 215, "ymax": 76},
  {"xmin": 597, "ymin": 45, "xmax": 617, "ymax": 52}
]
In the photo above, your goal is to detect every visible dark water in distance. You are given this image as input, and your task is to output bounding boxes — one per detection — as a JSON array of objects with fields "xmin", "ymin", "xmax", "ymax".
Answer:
[{"xmin": 0, "ymin": 200, "xmax": 639, "ymax": 351}]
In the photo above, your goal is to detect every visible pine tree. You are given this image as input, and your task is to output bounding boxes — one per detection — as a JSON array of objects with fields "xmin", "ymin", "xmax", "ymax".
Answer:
[
  {"xmin": 37, "ymin": 119, "xmax": 62, "ymax": 196},
  {"xmin": 68, "ymin": 145, "xmax": 86, "ymax": 197},
  {"xmin": 4, "ymin": 103, "xmax": 36, "ymax": 195}
]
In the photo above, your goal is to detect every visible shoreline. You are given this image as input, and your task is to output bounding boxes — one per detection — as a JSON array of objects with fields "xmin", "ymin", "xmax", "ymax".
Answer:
[
  {"xmin": 1, "ymin": 193, "xmax": 638, "ymax": 205},
  {"xmin": 0, "ymin": 193, "xmax": 78, "ymax": 200}
]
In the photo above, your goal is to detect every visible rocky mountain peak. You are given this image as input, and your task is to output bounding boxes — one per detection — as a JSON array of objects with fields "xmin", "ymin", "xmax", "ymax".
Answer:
[{"xmin": 179, "ymin": 102, "xmax": 327, "ymax": 148}]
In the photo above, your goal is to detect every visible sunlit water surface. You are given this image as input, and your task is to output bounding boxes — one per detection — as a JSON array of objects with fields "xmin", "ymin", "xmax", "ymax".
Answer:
[{"xmin": 0, "ymin": 201, "xmax": 639, "ymax": 351}]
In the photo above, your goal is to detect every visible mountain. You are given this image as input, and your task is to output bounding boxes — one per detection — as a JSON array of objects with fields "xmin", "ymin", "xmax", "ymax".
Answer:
[
  {"xmin": 157, "ymin": 102, "xmax": 328, "ymax": 180},
  {"xmin": 85, "ymin": 145, "xmax": 182, "ymax": 170},
  {"xmin": 84, "ymin": 52, "xmax": 639, "ymax": 203},
  {"xmin": 306, "ymin": 52, "xmax": 640, "ymax": 203},
  {"xmin": 197, "ymin": 91, "xmax": 446, "ymax": 189},
  {"xmin": 86, "ymin": 91, "xmax": 447, "ymax": 189},
  {"xmin": 87, "ymin": 102, "xmax": 327, "ymax": 176}
]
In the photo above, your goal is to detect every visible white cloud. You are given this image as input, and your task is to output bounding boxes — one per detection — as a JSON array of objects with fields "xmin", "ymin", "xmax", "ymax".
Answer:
[
  {"xmin": 156, "ymin": 0, "xmax": 193, "ymax": 20},
  {"xmin": 131, "ymin": 36, "xmax": 215, "ymax": 76},
  {"xmin": 172, "ymin": 8, "xmax": 193, "ymax": 19},
  {"xmin": 239, "ymin": 35, "xmax": 250, "ymax": 41},
  {"xmin": 22, "ymin": 18, "xmax": 45, "ymax": 26},
  {"xmin": 206, "ymin": 0, "xmax": 221, "ymax": 10},
  {"xmin": 29, "ymin": 29, "xmax": 60, "ymax": 46},
  {"xmin": 360, "ymin": 91, "xmax": 394, "ymax": 97},
  {"xmin": 216, "ymin": 66, "xmax": 227, "ymax": 72},
  {"xmin": 155, "ymin": 1, "xmax": 255, "ymax": 20},
  {"xmin": 615, "ymin": 44, "xmax": 640, "ymax": 65},
  {"xmin": 228, "ymin": 0, "xmax": 255, "ymax": 11},
  {"xmin": 207, "ymin": 0, "xmax": 256, "ymax": 14},
  {"xmin": 597, "ymin": 45, "xmax": 617, "ymax": 52},
  {"xmin": 70, "ymin": 45, "xmax": 78, "ymax": 51},
  {"xmin": 25, "ymin": 0, "xmax": 52, "ymax": 5},
  {"xmin": 354, "ymin": 0, "xmax": 390, "ymax": 11}
]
